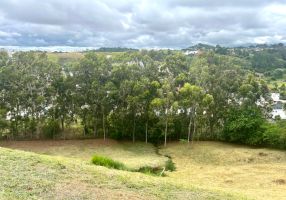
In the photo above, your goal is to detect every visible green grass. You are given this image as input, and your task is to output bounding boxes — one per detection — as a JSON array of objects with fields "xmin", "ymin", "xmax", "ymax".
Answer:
[
  {"xmin": 0, "ymin": 144, "xmax": 240, "ymax": 200},
  {"xmin": 266, "ymin": 74, "xmax": 286, "ymax": 90},
  {"xmin": 165, "ymin": 158, "xmax": 176, "ymax": 171},
  {"xmin": 5, "ymin": 139, "xmax": 285, "ymax": 199},
  {"xmin": 92, "ymin": 154, "xmax": 127, "ymax": 170},
  {"xmin": 91, "ymin": 154, "xmax": 172, "ymax": 176},
  {"xmin": 0, "ymin": 139, "xmax": 168, "ymax": 170}
]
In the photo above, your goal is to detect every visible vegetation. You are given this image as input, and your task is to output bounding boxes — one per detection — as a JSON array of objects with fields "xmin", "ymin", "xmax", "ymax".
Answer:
[
  {"xmin": 161, "ymin": 141, "xmax": 286, "ymax": 200},
  {"xmin": 92, "ymin": 154, "xmax": 127, "ymax": 170},
  {"xmin": 262, "ymin": 121, "xmax": 286, "ymax": 149},
  {"xmin": 0, "ymin": 142, "xmax": 241, "ymax": 200},
  {"xmin": 1, "ymin": 139, "xmax": 286, "ymax": 199},
  {"xmin": 0, "ymin": 48, "xmax": 276, "ymax": 147},
  {"xmin": 1, "ymin": 43, "xmax": 286, "ymax": 199},
  {"xmin": 93, "ymin": 47, "xmax": 139, "ymax": 52}
]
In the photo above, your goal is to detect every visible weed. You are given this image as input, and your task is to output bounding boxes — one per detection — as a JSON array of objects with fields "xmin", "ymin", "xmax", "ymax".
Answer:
[
  {"xmin": 91, "ymin": 155, "xmax": 127, "ymax": 170},
  {"xmin": 165, "ymin": 159, "xmax": 176, "ymax": 171}
]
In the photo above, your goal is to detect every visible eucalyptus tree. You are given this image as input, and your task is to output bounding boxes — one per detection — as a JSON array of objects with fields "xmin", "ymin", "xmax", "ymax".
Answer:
[
  {"xmin": 74, "ymin": 52, "xmax": 112, "ymax": 137},
  {"xmin": 189, "ymin": 53, "xmax": 246, "ymax": 137},
  {"xmin": 151, "ymin": 76, "xmax": 177, "ymax": 146},
  {"xmin": 135, "ymin": 78, "xmax": 160, "ymax": 143},
  {"xmin": 179, "ymin": 83, "xmax": 214, "ymax": 143},
  {"xmin": 0, "ymin": 51, "xmax": 9, "ymax": 68},
  {"xmin": 50, "ymin": 70, "xmax": 74, "ymax": 133}
]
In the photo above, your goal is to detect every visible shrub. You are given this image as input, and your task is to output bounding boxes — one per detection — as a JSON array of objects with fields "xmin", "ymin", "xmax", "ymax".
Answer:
[
  {"xmin": 91, "ymin": 155, "xmax": 126, "ymax": 170},
  {"xmin": 42, "ymin": 119, "xmax": 60, "ymax": 139},
  {"xmin": 222, "ymin": 107, "xmax": 265, "ymax": 145},
  {"xmin": 262, "ymin": 121, "xmax": 286, "ymax": 149},
  {"xmin": 165, "ymin": 159, "xmax": 176, "ymax": 171},
  {"xmin": 137, "ymin": 166, "xmax": 165, "ymax": 176}
]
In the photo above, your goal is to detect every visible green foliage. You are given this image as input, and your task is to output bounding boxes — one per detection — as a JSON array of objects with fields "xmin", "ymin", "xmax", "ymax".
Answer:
[
  {"xmin": 222, "ymin": 107, "xmax": 265, "ymax": 145},
  {"xmin": 262, "ymin": 121, "xmax": 286, "ymax": 149},
  {"xmin": 42, "ymin": 119, "xmax": 61, "ymax": 139},
  {"xmin": 94, "ymin": 47, "xmax": 139, "ymax": 52},
  {"xmin": 91, "ymin": 154, "xmax": 172, "ymax": 176},
  {"xmin": 92, "ymin": 155, "xmax": 127, "ymax": 170},
  {"xmin": 0, "ymin": 49, "xmax": 283, "ymax": 147},
  {"xmin": 137, "ymin": 166, "xmax": 165, "ymax": 176},
  {"xmin": 165, "ymin": 159, "xmax": 176, "ymax": 171},
  {"xmin": 251, "ymin": 50, "xmax": 286, "ymax": 72}
]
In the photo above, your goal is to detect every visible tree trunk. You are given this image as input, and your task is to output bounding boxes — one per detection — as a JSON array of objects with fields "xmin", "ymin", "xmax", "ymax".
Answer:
[
  {"xmin": 164, "ymin": 116, "xmax": 168, "ymax": 147},
  {"xmin": 188, "ymin": 115, "xmax": 192, "ymax": 143},
  {"xmin": 93, "ymin": 123, "xmax": 97, "ymax": 138},
  {"xmin": 191, "ymin": 119, "xmax": 196, "ymax": 145},
  {"xmin": 102, "ymin": 108, "xmax": 106, "ymax": 141},
  {"xmin": 61, "ymin": 116, "xmax": 65, "ymax": 140},
  {"xmin": 132, "ymin": 117, "xmax": 136, "ymax": 143},
  {"xmin": 209, "ymin": 119, "xmax": 214, "ymax": 139},
  {"xmin": 61, "ymin": 117, "xmax": 64, "ymax": 131},
  {"xmin": 145, "ymin": 122, "xmax": 148, "ymax": 144}
]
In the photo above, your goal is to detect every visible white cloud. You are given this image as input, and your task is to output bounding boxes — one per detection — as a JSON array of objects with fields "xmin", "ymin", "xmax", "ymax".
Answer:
[{"xmin": 0, "ymin": 0, "xmax": 285, "ymax": 48}]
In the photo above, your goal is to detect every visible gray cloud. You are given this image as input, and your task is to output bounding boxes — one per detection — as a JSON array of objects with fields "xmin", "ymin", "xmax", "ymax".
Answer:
[{"xmin": 0, "ymin": 0, "xmax": 286, "ymax": 48}]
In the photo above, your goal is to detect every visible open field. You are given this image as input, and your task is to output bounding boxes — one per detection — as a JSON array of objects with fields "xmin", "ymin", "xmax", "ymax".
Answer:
[
  {"xmin": 1, "ymin": 139, "xmax": 286, "ymax": 199},
  {"xmin": 161, "ymin": 142, "xmax": 286, "ymax": 200},
  {"xmin": 0, "ymin": 139, "xmax": 168, "ymax": 170},
  {"xmin": 47, "ymin": 52, "xmax": 85, "ymax": 64},
  {"xmin": 46, "ymin": 51, "xmax": 125, "ymax": 64}
]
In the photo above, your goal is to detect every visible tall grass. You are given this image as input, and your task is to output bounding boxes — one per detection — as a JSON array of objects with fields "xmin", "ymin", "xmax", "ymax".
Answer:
[
  {"xmin": 92, "ymin": 155, "xmax": 127, "ymax": 170},
  {"xmin": 91, "ymin": 154, "xmax": 175, "ymax": 176}
]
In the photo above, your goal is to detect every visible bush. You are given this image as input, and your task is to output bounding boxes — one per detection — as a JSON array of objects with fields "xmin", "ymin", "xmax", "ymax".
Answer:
[
  {"xmin": 92, "ymin": 155, "xmax": 127, "ymax": 170},
  {"xmin": 42, "ymin": 119, "xmax": 61, "ymax": 139},
  {"xmin": 262, "ymin": 121, "xmax": 286, "ymax": 149},
  {"xmin": 137, "ymin": 166, "xmax": 165, "ymax": 176},
  {"xmin": 165, "ymin": 159, "xmax": 176, "ymax": 171},
  {"xmin": 222, "ymin": 107, "xmax": 265, "ymax": 145}
]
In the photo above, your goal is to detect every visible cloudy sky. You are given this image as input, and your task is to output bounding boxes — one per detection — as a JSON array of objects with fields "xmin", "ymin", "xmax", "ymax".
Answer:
[{"xmin": 0, "ymin": 0, "xmax": 286, "ymax": 49}]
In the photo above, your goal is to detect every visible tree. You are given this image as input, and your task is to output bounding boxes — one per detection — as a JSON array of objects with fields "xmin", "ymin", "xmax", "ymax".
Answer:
[
  {"xmin": 151, "ymin": 77, "xmax": 176, "ymax": 146},
  {"xmin": 223, "ymin": 107, "xmax": 265, "ymax": 145},
  {"xmin": 179, "ymin": 83, "xmax": 214, "ymax": 143}
]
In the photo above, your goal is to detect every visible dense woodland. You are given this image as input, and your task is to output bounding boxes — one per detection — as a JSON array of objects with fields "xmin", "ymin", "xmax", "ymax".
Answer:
[{"xmin": 0, "ymin": 45, "xmax": 286, "ymax": 147}]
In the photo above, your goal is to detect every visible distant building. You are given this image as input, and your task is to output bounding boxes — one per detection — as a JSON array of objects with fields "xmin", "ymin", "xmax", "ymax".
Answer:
[
  {"xmin": 184, "ymin": 50, "xmax": 199, "ymax": 55},
  {"xmin": 271, "ymin": 93, "xmax": 286, "ymax": 119}
]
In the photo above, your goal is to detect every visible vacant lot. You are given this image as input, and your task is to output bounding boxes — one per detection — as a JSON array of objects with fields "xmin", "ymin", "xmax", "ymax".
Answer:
[
  {"xmin": 1, "ymin": 139, "xmax": 286, "ymax": 199},
  {"xmin": 0, "ymin": 139, "xmax": 167, "ymax": 170},
  {"xmin": 161, "ymin": 141, "xmax": 286, "ymax": 200}
]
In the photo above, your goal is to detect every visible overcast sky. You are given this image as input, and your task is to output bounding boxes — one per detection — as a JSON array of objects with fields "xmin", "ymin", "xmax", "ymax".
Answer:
[{"xmin": 0, "ymin": 0, "xmax": 286, "ymax": 49}]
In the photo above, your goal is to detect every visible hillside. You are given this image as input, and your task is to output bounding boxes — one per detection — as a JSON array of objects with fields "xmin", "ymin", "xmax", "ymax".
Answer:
[{"xmin": 1, "ymin": 140, "xmax": 286, "ymax": 200}]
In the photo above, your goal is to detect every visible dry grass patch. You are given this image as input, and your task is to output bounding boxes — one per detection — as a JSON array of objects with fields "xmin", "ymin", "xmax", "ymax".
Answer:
[
  {"xmin": 160, "ymin": 141, "xmax": 286, "ymax": 200},
  {"xmin": 0, "ymin": 139, "xmax": 168, "ymax": 170},
  {"xmin": 0, "ymin": 146, "xmax": 238, "ymax": 200}
]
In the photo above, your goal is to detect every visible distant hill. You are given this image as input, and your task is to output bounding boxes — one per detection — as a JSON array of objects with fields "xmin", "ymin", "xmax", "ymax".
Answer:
[
  {"xmin": 93, "ymin": 47, "xmax": 139, "ymax": 52},
  {"xmin": 182, "ymin": 43, "xmax": 215, "ymax": 51}
]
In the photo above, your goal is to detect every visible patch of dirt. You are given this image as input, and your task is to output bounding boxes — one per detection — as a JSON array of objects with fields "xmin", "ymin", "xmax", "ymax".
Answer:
[
  {"xmin": 224, "ymin": 180, "xmax": 233, "ymax": 184},
  {"xmin": 273, "ymin": 179, "xmax": 286, "ymax": 185},
  {"xmin": 247, "ymin": 157, "xmax": 254, "ymax": 163},
  {"xmin": 258, "ymin": 152, "xmax": 268, "ymax": 156}
]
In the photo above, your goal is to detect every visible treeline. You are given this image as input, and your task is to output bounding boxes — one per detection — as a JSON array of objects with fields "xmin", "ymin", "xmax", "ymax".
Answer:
[
  {"xmin": 0, "ymin": 50, "xmax": 273, "ymax": 146},
  {"xmin": 93, "ymin": 47, "xmax": 139, "ymax": 52},
  {"xmin": 184, "ymin": 43, "xmax": 286, "ymax": 77}
]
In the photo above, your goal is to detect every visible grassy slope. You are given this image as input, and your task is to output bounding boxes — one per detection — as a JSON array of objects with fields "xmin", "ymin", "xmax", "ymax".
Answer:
[
  {"xmin": 46, "ymin": 51, "xmax": 124, "ymax": 64},
  {"xmin": 0, "ymin": 139, "xmax": 168, "ymax": 170},
  {"xmin": 161, "ymin": 141, "xmax": 286, "ymax": 200},
  {"xmin": 0, "ymin": 142, "xmax": 239, "ymax": 200},
  {"xmin": 267, "ymin": 74, "xmax": 286, "ymax": 90}
]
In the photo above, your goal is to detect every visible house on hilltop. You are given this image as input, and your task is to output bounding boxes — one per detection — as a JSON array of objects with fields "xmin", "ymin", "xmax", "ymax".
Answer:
[{"xmin": 271, "ymin": 93, "xmax": 286, "ymax": 119}]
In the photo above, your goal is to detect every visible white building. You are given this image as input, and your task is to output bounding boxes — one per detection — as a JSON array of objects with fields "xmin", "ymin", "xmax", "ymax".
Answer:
[
  {"xmin": 184, "ymin": 50, "xmax": 199, "ymax": 55},
  {"xmin": 271, "ymin": 93, "xmax": 286, "ymax": 120}
]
